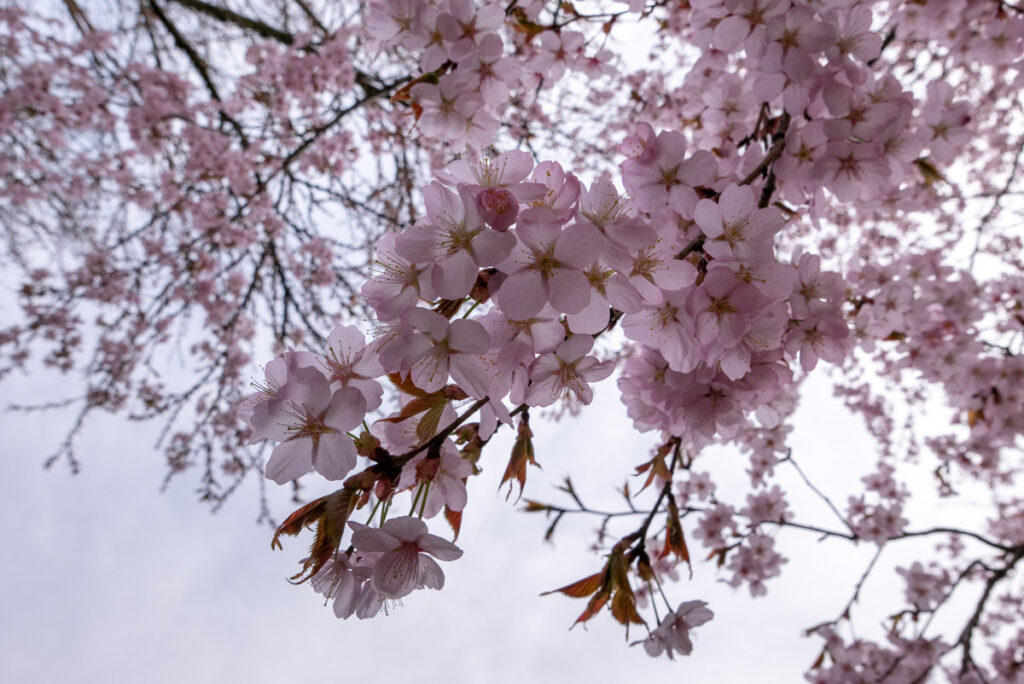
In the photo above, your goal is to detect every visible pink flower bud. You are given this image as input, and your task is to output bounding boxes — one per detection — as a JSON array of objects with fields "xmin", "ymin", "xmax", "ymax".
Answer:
[{"xmin": 475, "ymin": 187, "xmax": 518, "ymax": 232}]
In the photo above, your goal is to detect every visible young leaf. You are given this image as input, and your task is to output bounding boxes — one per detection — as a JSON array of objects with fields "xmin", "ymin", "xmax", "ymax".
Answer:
[
  {"xmin": 271, "ymin": 487, "xmax": 359, "ymax": 584},
  {"xmin": 663, "ymin": 497, "xmax": 692, "ymax": 573},
  {"xmin": 541, "ymin": 571, "xmax": 605, "ymax": 599},
  {"xmin": 500, "ymin": 412, "xmax": 539, "ymax": 502},
  {"xmin": 444, "ymin": 505, "xmax": 463, "ymax": 541}
]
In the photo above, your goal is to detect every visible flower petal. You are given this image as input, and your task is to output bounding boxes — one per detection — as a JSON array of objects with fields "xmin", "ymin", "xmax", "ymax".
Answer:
[
  {"xmin": 372, "ymin": 547, "xmax": 421, "ymax": 599},
  {"xmin": 265, "ymin": 439, "xmax": 313, "ymax": 484},
  {"xmin": 381, "ymin": 515, "xmax": 430, "ymax": 541},
  {"xmin": 313, "ymin": 432, "xmax": 358, "ymax": 480},
  {"xmin": 418, "ymin": 555, "xmax": 446, "ymax": 590},
  {"xmin": 417, "ymin": 532, "xmax": 464, "ymax": 561}
]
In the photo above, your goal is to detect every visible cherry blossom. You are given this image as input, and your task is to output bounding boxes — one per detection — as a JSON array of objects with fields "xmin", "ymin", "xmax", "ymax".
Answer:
[
  {"xmin": 260, "ymin": 367, "xmax": 367, "ymax": 485},
  {"xmin": 350, "ymin": 517, "xmax": 463, "ymax": 599},
  {"xmin": 526, "ymin": 335, "xmax": 614, "ymax": 407},
  {"xmin": 639, "ymin": 601, "xmax": 715, "ymax": 659}
]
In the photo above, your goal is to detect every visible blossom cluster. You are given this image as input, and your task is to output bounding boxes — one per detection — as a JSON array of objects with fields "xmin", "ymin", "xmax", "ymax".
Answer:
[
  {"xmin": 8, "ymin": 0, "xmax": 1024, "ymax": 677},
  {"xmin": 366, "ymin": 0, "xmax": 608, "ymax": 149}
]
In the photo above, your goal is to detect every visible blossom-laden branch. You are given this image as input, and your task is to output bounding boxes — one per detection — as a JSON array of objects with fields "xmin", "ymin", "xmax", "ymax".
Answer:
[{"xmin": 8, "ymin": 0, "xmax": 1024, "ymax": 678}]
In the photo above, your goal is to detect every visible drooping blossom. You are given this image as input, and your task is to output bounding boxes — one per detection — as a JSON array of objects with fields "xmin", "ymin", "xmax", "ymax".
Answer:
[
  {"xmin": 311, "ymin": 551, "xmax": 385, "ymax": 620},
  {"xmin": 350, "ymin": 516, "xmax": 463, "ymax": 599},
  {"xmin": 639, "ymin": 600, "xmax": 715, "ymax": 659}
]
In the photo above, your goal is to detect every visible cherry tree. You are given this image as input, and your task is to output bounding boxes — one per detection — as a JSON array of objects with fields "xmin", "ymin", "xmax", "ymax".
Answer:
[{"xmin": 4, "ymin": 0, "xmax": 1024, "ymax": 679}]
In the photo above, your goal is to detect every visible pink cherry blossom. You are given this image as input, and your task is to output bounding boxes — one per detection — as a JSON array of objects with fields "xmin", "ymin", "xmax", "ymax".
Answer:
[
  {"xmin": 350, "ymin": 517, "xmax": 463, "ymax": 599},
  {"xmin": 322, "ymin": 324, "xmax": 385, "ymax": 411},
  {"xmin": 397, "ymin": 181, "xmax": 514, "ymax": 299},
  {"xmin": 262, "ymin": 367, "xmax": 367, "ymax": 484},
  {"xmin": 496, "ymin": 208, "xmax": 602, "ymax": 319},
  {"xmin": 526, "ymin": 335, "xmax": 614, "ymax": 407},
  {"xmin": 640, "ymin": 600, "xmax": 715, "ymax": 659},
  {"xmin": 311, "ymin": 551, "xmax": 385, "ymax": 620},
  {"xmin": 389, "ymin": 307, "xmax": 491, "ymax": 397}
]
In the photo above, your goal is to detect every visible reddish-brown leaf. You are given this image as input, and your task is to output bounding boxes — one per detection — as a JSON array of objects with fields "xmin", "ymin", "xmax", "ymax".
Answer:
[
  {"xmin": 272, "ymin": 487, "xmax": 359, "ymax": 584},
  {"xmin": 380, "ymin": 393, "xmax": 443, "ymax": 423},
  {"xmin": 664, "ymin": 497, "xmax": 692, "ymax": 572},
  {"xmin": 541, "ymin": 571, "xmax": 605, "ymax": 599},
  {"xmin": 610, "ymin": 586, "xmax": 645, "ymax": 626},
  {"xmin": 634, "ymin": 450, "xmax": 670, "ymax": 494},
  {"xmin": 914, "ymin": 157, "xmax": 945, "ymax": 186},
  {"xmin": 416, "ymin": 401, "xmax": 447, "ymax": 441},
  {"xmin": 706, "ymin": 547, "xmax": 729, "ymax": 568},
  {"xmin": 444, "ymin": 506, "xmax": 463, "ymax": 541},
  {"xmin": 387, "ymin": 372, "xmax": 428, "ymax": 397},
  {"xmin": 572, "ymin": 590, "xmax": 610, "ymax": 627},
  {"xmin": 500, "ymin": 414, "xmax": 538, "ymax": 501},
  {"xmin": 271, "ymin": 496, "xmax": 327, "ymax": 551}
]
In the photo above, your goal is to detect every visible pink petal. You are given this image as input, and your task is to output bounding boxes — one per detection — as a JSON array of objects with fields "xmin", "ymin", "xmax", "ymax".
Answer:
[
  {"xmin": 449, "ymin": 353, "xmax": 492, "ymax": 398},
  {"xmin": 568, "ymin": 296, "xmax": 611, "ymax": 335},
  {"xmin": 406, "ymin": 308, "xmax": 450, "ymax": 341},
  {"xmin": 441, "ymin": 475, "xmax": 468, "ymax": 512},
  {"xmin": 719, "ymin": 184, "xmax": 753, "ymax": 225},
  {"xmin": 525, "ymin": 374, "xmax": 561, "ymax": 407},
  {"xmin": 652, "ymin": 259, "xmax": 698, "ymax": 292},
  {"xmin": 287, "ymin": 366, "xmax": 332, "ymax": 413},
  {"xmin": 350, "ymin": 523, "xmax": 401, "ymax": 552},
  {"xmin": 605, "ymin": 276, "xmax": 643, "ymax": 313},
  {"xmin": 577, "ymin": 357, "xmax": 615, "ymax": 383},
  {"xmin": 606, "ymin": 217, "xmax": 657, "ymax": 251},
  {"xmin": 265, "ymin": 439, "xmax": 313, "ymax": 484},
  {"xmin": 372, "ymin": 547, "xmax": 421, "ymax": 599},
  {"xmin": 313, "ymin": 432, "xmax": 358, "ymax": 480},
  {"xmin": 409, "ymin": 350, "xmax": 450, "ymax": 393},
  {"xmin": 497, "ymin": 271, "xmax": 547, "ymax": 320},
  {"xmin": 694, "ymin": 199, "xmax": 724, "ymax": 238},
  {"xmin": 553, "ymin": 223, "xmax": 603, "ymax": 269},
  {"xmin": 530, "ymin": 318, "xmax": 567, "ymax": 353},
  {"xmin": 547, "ymin": 268, "xmax": 591, "ymax": 314},
  {"xmin": 432, "ymin": 251, "xmax": 478, "ymax": 299},
  {"xmin": 325, "ymin": 386, "xmax": 368, "ymax": 432},
  {"xmin": 448, "ymin": 319, "xmax": 490, "ymax": 353},
  {"xmin": 418, "ymin": 555, "xmax": 446, "ymax": 590},
  {"xmin": 556, "ymin": 334, "xmax": 594, "ymax": 363},
  {"xmin": 712, "ymin": 15, "xmax": 748, "ymax": 52},
  {"xmin": 417, "ymin": 532, "xmax": 464, "ymax": 561},
  {"xmin": 381, "ymin": 515, "xmax": 430, "ymax": 541},
  {"xmin": 515, "ymin": 207, "xmax": 562, "ymax": 248},
  {"xmin": 471, "ymin": 227, "xmax": 516, "ymax": 265},
  {"xmin": 423, "ymin": 181, "xmax": 463, "ymax": 225},
  {"xmin": 331, "ymin": 571, "xmax": 362, "ymax": 619},
  {"xmin": 354, "ymin": 587, "xmax": 384, "ymax": 619},
  {"xmin": 718, "ymin": 347, "xmax": 751, "ymax": 381}
]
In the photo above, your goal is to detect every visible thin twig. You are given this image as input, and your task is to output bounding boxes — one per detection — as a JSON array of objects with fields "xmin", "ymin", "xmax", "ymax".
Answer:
[{"xmin": 783, "ymin": 450, "xmax": 857, "ymax": 535}]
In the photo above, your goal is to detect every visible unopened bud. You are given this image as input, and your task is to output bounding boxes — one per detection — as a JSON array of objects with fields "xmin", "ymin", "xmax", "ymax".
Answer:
[{"xmin": 476, "ymin": 187, "xmax": 518, "ymax": 232}]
